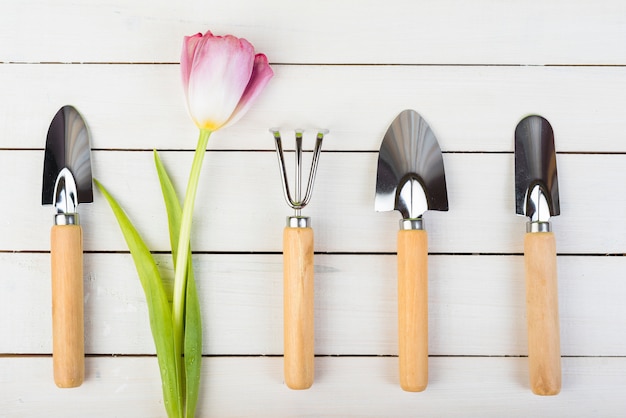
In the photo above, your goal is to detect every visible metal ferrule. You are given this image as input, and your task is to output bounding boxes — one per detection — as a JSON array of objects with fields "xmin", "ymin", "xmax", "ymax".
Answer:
[
  {"xmin": 400, "ymin": 218, "xmax": 423, "ymax": 230},
  {"xmin": 287, "ymin": 216, "xmax": 311, "ymax": 228},
  {"xmin": 527, "ymin": 221, "xmax": 551, "ymax": 233},
  {"xmin": 55, "ymin": 213, "xmax": 80, "ymax": 225}
]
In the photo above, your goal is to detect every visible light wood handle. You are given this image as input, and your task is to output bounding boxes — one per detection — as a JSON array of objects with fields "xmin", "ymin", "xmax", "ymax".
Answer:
[
  {"xmin": 51, "ymin": 224, "xmax": 85, "ymax": 388},
  {"xmin": 397, "ymin": 229, "xmax": 428, "ymax": 392},
  {"xmin": 524, "ymin": 231, "xmax": 561, "ymax": 395},
  {"xmin": 283, "ymin": 226, "xmax": 314, "ymax": 390}
]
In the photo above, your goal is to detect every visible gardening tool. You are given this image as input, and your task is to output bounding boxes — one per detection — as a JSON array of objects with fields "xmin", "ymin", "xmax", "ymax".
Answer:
[
  {"xmin": 42, "ymin": 105, "xmax": 93, "ymax": 388},
  {"xmin": 514, "ymin": 115, "xmax": 561, "ymax": 396},
  {"xmin": 375, "ymin": 109, "xmax": 448, "ymax": 392},
  {"xmin": 271, "ymin": 128, "xmax": 327, "ymax": 390}
]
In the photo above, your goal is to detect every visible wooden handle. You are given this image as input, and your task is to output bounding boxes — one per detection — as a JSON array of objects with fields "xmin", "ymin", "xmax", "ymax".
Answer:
[
  {"xmin": 524, "ymin": 232, "xmax": 561, "ymax": 395},
  {"xmin": 397, "ymin": 229, "xmax": 428, "ymax": 392},
  {"xmin": 283, "ymin": 226, "xmax": 314, "ymax": 390},
  {"xmin": 51, "ymin": 224, "xmax": 85, "ymax": 388}
]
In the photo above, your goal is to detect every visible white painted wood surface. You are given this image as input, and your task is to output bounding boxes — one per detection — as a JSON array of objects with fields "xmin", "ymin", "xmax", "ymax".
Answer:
[
  {"xmin": 3, "ymin": 357, "xmax": 626, "ymax": 417},
  {"xmin": 1, "ymin": 0, "xmax": 625, "ymax": 416}
]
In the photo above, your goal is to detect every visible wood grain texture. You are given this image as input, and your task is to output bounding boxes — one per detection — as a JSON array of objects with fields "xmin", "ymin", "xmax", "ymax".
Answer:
[
  {"xmin": 2, "ymin": 65, "xmax": 626, "ymax": 152},
  {"xmin": 1, "ymin": 0, "xmax": 625, "ymax": 64},
  {"xmin": 524, "ymin": 232, "xmax": 561, "ymax": 395},
  {"xmin": 283, "ymin": 227, "xmax": 315, "ymax": 389},
  {"xmin": 2, "ymin": 152, "xmax": 626, "ymax": 254},
  {"xmin": 0, "ymin": 0, "xmax": 625, "ymax": 414},
  {"xmin": 3, "ymin": 253, "xmax": 624, "ymax": 357},
  {"xmin": 2, "ymin": 356, "xmax": 626, "ymax": 417},
  {"xmin": 50, "ymin": 225, "xmax": 84, "ymax": 388},
  {"xmin": 397, "ymin": 229, "xmax": 428, "ymax": 392}
]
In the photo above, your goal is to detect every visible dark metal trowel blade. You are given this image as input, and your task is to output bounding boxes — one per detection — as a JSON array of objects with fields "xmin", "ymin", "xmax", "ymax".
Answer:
[
  {"xmin": 515, "ymin": 115, "xmax": 560, "ymax": 218},
  {"xmin": 42, "ymin": 106, "xmax": 93, "ymax": 206}
]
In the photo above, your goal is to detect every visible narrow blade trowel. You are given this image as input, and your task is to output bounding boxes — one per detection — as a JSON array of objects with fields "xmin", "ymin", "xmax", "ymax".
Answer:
[
  {"xmin": 375, "ymin": 109, "xmax": 448, "ymax": 392},
  {"xmin": 42, "ymin": 105, "xmax": 93, "ymax": 388},
  {"xmin": 514, "ymin": 115, "xmax": 561, "ymax": 396}
]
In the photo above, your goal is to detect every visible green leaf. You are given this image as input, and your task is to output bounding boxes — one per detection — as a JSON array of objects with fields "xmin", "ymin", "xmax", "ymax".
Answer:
[
  {"xmin": 183, "ymin": 256, "xmax": 202, "ymax": 417},
  {"xmin": 153, "ymin": 151, "xmax": 185, "ymax": 400},
  {"xmin": 94, "ymin": 179, "xmax": 182, "ymax": 418},
  {"xmin": 154, "ymin": 152, "xmax": 203, "ymax": 417},
  {"xmin": 154, "ymin": 151, "xmax": 183, "ymax": 267}
]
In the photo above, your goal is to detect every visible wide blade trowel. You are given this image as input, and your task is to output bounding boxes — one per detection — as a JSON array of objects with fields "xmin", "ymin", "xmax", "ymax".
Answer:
[
  {"xmin": 375, "ymin": 110, "xmax": 448, "ymax": 392},
  {"xmin": 42, "ymin": 105, "xmax": 93, "ymax": 388},
  {"xmin": 515, "ymin": 115, "xmax": 561, "ymax": 396}
]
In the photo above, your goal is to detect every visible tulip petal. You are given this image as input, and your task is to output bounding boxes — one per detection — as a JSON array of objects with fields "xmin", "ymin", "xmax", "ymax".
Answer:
[
  {"xmin": 180, "ymin": 33, "xmax": 204, "ymax": 93},
  {"xmin": 221, "ymin": 53, "xmax": 274, "ymax": 129},
  {"xmin": 186, "ymin": 34, "xmax": 255, "ymax": 130}
]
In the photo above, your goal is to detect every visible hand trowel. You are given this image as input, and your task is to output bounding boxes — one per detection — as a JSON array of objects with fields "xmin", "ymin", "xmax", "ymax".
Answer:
[
  {"xmin": 375, "ymin": 109, "xmax": 448, "ymax": 392},
  {"xmin": 42, "ymin": 105, "xmax": 93, "ymax": 388},
  {"xmin": 514, "ymin": 115, "xmax": 561, "ymax": 395}
]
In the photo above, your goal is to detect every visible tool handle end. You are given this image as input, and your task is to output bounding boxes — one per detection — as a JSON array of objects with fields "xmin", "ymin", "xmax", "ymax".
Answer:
[
  {"xmin": 283, "ymin": 227, "xmax": 314, "ymax": 390},
  {"xmin": 51, "ymin": 224, "xmax": 85, "ymax": 388},
  {"xmin": 397, "ymin": 229, "xmax": 428, "ymax": 392},
  {"xmin": 524, "ymin": 231, "xmax": 561, "ymax": 396}
]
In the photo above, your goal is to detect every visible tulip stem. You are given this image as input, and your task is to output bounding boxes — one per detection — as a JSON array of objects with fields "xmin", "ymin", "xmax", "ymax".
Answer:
[{"xmin": 172, "ymin": 128, "xmax": 211, "ymax": 405}]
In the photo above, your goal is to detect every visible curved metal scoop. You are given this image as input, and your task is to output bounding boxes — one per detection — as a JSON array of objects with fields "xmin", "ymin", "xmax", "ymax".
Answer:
[
  {"xmin": 375, "ymin": 109, "xmax": 448, "ymax": 219},
  {"xmin": 514, "ymin": 115, "xmax": 560, "ymax": 223},
  {"xmin": 42, "ymin": 106, "xmax": 93, "ymax": 210}
]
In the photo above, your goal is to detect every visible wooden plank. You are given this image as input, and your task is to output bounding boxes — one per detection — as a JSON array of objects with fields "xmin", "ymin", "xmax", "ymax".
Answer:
[
  {"xmin": 2, "ymin": 64, "xmax": 626, "ymax": 152},
  {"xmin": 2, "ymin": 356, "xmax": 626, "ymax": 417},
  {"xmin": 1, "ymin": 1, "xmax": 625, "ymax": 65},
  {"xmin": 0, "ymin": 1, "xmax": 624, "ymax": 415},
  {"xmin": 2, "ymin": 253, "xmax": 624, "ymax": 356},
  {"xmin": 4, "ymin": 150, "xmax": 626, "ymax": 253}
]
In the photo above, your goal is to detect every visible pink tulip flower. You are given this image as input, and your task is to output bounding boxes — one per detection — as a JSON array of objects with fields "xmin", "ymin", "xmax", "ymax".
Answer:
[{"xmin": 181, "ymin": 31, "xmax": 274, "ymax": 131}]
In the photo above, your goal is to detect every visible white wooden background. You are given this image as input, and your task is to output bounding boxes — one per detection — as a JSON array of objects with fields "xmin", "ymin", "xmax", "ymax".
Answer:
[{"xmin": 2, "ymin": 1, "xmax": 626, "ymax": 416}]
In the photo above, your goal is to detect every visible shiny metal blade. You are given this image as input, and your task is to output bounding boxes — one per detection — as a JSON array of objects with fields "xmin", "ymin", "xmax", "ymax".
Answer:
[
  {"xmin": 515, "ymin": 115, "xmax": 560, "ymax": 221},
  {"xmin": 375, "ymin": 109, "xmax": 448, "ymax": 219},
  {"xmin": 42, "ymin": 106, "xmax": 93, "ymax": 206}
]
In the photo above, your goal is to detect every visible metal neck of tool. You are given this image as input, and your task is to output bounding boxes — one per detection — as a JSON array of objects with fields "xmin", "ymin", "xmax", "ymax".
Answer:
[
  {"xmin": 287, "ymin": 216, "xmax": 311, "ymax": 228},
  {"xmin": 400, "ymin": 218, "xmax": 424, "ymax": 230},
  {"xmin": 525, "ymin": 183, "xmax": 552, "ymax": 233},
  {"xmin": 53, "ymin": 167, "xmax": 80, "ymax": 226},
  {"xmin": 271, "ymin": 128, "xmax": 328, "ymax": 228},
  {"xmin": 55, "ymin": 213, "xmax": 79, "ymax": 226},
  {"xmin": 527, "ymin": 221, "xmax": 550, "ymax": 233}
]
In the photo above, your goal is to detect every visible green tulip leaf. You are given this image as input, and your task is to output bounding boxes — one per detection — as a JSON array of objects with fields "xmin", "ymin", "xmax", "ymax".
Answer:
[
  {"xmin": 154, "ymin": 151, "xmax": 183, "ymax": 265},
  {"xmin": 94, "ymin": 179, "xmax": 182, "ymax": 418},
  {"xmin": 183, "ymin": 259, "xmax": 202, "ymax": 418},
  {"xmin": 155, "ymin": 151, "xmax": 202, "ymax": 417}
]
